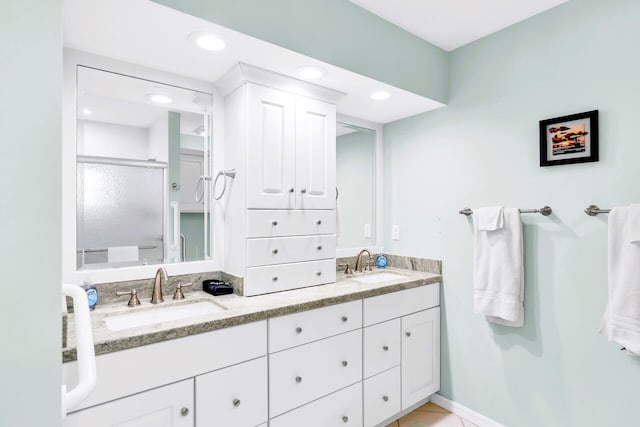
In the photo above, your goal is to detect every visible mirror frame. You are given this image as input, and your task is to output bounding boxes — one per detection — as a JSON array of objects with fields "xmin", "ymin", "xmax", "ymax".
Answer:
[
  {"xmin": 335, "ymin": 114, "xmax": 383, "ymax": 257},
  {"xmin": 62, "ymin": 49, "xmax": 224, "ymax": 285}
]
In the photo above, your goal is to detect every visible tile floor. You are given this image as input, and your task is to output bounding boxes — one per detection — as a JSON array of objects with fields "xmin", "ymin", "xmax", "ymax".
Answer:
[{"xmin": 386, "ymin": 402, "xmax": 479, "ymax": 427}]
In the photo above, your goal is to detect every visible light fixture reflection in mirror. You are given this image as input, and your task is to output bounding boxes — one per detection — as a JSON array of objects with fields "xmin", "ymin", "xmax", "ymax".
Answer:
[
  {"xmin": 336, "ymin": 122, "xmax": 376, "ymax": 249},
  {"xmin": 76, "ymin": 66, "xmax": 213, "ymax": 270}
]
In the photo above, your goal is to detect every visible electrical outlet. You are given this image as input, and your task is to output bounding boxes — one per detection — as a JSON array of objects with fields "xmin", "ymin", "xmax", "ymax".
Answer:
[
  {"xmin": 364, "ymin": 223, "xmax": 371, "ymax": 238},
  {"xmin": 392, "ymin": 224, "xmax": 400, "ymax": 241}
]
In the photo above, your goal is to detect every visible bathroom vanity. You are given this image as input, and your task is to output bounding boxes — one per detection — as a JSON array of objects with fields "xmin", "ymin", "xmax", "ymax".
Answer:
[{"xmin": 63, "ymin": 270, "xmax": 441, "ymax": 427}]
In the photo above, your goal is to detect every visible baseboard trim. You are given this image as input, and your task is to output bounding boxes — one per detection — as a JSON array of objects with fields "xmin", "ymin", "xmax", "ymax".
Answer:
[{"xmin": 429, "ymin": 394, "xmax": 508, "ymax": 427}]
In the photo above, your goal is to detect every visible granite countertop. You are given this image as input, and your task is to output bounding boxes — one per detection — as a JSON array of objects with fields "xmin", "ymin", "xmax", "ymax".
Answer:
[{"xmin": 63, "ymin": 267, "xmax": 441, "ymax": 362}]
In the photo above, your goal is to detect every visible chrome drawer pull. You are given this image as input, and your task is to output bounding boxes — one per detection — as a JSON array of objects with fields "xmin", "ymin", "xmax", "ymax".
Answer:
[
  {"xmin": 382, "ymin": 345, "xmax": 389, "ymax": 351},
  {"xmin": 341, "ymin": 360, "xmax": 348, "ymax": 367},
  {"xmin": 341, "ymin": 315, "xmax": 348, "ymax": 322},
  {"xmin": 295, "ymin": 327, "xmax": 302, "ymax": 333},
  {"xmin": 233, "ymin": 399, "xmax": 241, "ymax": 407},
  {"xmin": 272, "ymin": 248, "xmax": 279, "ymax": 254},
  {"xmin": 295, "ymin": 376, "xmax": 302, "ymax": 383},
  {"xmin": 382, "ymin": 395, "xmax": 389, "ymax": 402}
]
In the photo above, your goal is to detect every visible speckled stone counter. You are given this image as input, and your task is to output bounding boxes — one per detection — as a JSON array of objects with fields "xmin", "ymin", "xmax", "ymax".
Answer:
[{"xmin": 63, "ymin": 267, "xmax": 441, "ymax": 362}]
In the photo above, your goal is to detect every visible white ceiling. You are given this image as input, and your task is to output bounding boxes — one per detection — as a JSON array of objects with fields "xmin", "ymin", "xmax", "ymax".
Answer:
[
  {"xmin": 63, "ymin": 0, "xmax": 445, "ymax": 124},
  {"xmin": 349, "ymin": 0, "xmax": 568, "ymax": 51}
]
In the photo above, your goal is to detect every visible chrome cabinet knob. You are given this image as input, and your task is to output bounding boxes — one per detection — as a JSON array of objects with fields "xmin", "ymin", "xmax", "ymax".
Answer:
[
  {"xmin": 405, "ymin": 331, "xmax": 411, "ymax": 337},
  {"xmin": 180, "ymin": 407, "xmax": 189, "ymax": 416},
  {"xmin": 272, "ymin": 277, "xmax": 278, "ymax": 282},
  {"xmin": 272, "ymin": 248, "xmax": 279, "ymax": 254},
  {"xmin": 289, "ymin": 188, "xmax": 295, "ymax": 193},
  {"xmin": 342, "ymin": 360, "xmax": 348, "ymax": 367},
  {"xmin": 341, "ymin": 316, "xmax": 348, "ymax": 322},
  {"xmin": 316, "ymin": 245, "xmax": 322, "ymax": 250},
  {"xmin": 316, "ymin": 271, "xmax": 322, "ymax": 276},
  {"xmin": 295, "ymin": 376, "xmax": 302, "ymax": 383},
  {"xmin": 272, "ymin": 220, "xmax": 278, "ymax": 226},
  {"xmin": 300, "ymin": 188, "xmax": 307, "ymax": 194},
  {"xmin": 295, "ymin": 327, "xmax": 302, "ymax": 333},
  {"xmin": 342, "ymin": 416, "xmax": 349, "ymax": 423},
  {"xmin": 382, "ymin": 345, "xmax": 389, "ymax": 351},
  {"xmin": 233, "ymin": 399, "xmax": 241, "ymax": 407},
  {"xmin": 316, "ymin": 219, "xmax": 322, "ymax": 225},
  {"xmin": 382, "ymin": 395, "xmax": 389, "ymax": 402}
]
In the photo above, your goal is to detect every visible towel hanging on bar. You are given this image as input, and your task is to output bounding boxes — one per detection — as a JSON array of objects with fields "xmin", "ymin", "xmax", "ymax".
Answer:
[{"xmin": 459, "ymin": 206, "xmax": 552, "ymax": 216}]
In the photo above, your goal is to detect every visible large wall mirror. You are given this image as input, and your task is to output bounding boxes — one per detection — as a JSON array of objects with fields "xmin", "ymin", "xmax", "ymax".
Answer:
[
  {"xmin": 336, "ymin": 118, "xmax": 382, "ymax": 255},
  {"xmin": 75, "ymin": 66, "xmax": 213, "ymax": 271}
]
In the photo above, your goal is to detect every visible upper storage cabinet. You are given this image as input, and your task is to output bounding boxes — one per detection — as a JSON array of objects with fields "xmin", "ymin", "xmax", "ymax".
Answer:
[{"xmin": 246, "ymin": 84, "xmax": 336, "ymax": 210}]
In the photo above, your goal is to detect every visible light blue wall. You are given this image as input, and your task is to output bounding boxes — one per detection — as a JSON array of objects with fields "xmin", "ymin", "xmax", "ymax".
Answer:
[
  {"xmin": 151, "ymin": 0, "xmax": 448, "ymax": 103},
  {"xmin": 0, "ymin": 1, "xmax": 62, "ymax": 425},
  {"xmin": 383, "ymin": 0, "xmax": 640, "ymax": 425}
]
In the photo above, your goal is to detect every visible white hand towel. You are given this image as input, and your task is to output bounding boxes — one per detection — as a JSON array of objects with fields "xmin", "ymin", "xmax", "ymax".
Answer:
[
  {"xmin": 628, "ymin": 204, "xmax": 640, "ymax": 244},
  {"xmin": 475, "ymin": 206, "xmax": 504, "ymax": 231},
  {"xmin": 473, "ymin": 208, "xmax": 524, "ymax": 327},
  {"xmin": 600, "ymin": 206, "xmax": 640, "ymax": 355},
  {"xmin": 107, "ymin": 246, "xmax": 139, "ymax": 263}
]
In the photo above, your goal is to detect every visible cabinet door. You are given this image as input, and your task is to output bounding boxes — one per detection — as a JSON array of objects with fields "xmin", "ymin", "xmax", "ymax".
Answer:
[
  {"xmin": 196, "ymin": 357, "xmax": 267, "ymax": 427},
  {"xmin": 64, "ymin": 379, "xmax": 193, "ymax": 427},
  {"xmin": 401, "ymin": 307, "xmax": 440, "ymax": 410},
  {"xmin": 295, "ymin": 97, "xmax": 336, "ymax": 210},
  {"xmin": 247, "ymin": 84, "xmax": 296, "ymax": 209},
  {"xmin": 179, "ymin": 152, "xmax": 204, "ymax": 212}
]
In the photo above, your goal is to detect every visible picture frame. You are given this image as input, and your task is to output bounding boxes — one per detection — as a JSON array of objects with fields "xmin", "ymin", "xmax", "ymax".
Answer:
[{"xmin": 539, "ymin": 110, "xmax": 599, "ymax": 167}]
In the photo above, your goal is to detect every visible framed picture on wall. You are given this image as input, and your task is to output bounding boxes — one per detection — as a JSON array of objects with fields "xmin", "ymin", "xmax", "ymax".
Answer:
[{"xmin": 539, "ymin": 110, "xmax": 599, "ymax": 167}]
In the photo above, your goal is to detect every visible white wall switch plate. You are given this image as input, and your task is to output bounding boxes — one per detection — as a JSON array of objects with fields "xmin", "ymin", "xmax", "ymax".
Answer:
[
  {"xmin": 392, "ymin": 224, "xmax": 400, "ymax": 240},
  {"xmin": 364, "ymin": 223, "xmax": 371, "ymax": 238}
]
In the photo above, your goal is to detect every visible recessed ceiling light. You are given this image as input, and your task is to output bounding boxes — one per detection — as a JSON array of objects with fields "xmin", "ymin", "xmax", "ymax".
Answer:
[
  {"xmin": 82, "ymin": 108, "xmax": 92, "ymax": 115},
  {"xmin": 190, "ymin": 32, "xmax": 226, "ymax": 51},
  {"xmin": 146, "ymin": 94, "xmax": 172, "ymax": 104},
  {"xmin": 370, "ymin": 91, "xmax": 391, "ymax": 101},
  {"xmin": 297, "ymin": 66, "xmax": 326, "ymax": 80}
]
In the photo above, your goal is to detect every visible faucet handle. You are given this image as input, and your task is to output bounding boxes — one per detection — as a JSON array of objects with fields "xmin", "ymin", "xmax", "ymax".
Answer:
[
  {"xmin": 338, "ymin": 263, "xmax": 353, "ymax": 276},
  {"xmin": 116, "ymin": 289, "xmax": 141, "ymax": 307},
  {"xmin": 172, "ymin": 283, "xmax": 193, "ymax": 300}
]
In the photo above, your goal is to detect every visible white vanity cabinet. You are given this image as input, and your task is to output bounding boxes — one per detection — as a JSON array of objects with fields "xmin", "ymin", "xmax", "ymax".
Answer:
[
  {"xmin": 219, "ymin": 63, "xmax": 344, "ymax": 296},
  {"xmin": 64, "ymin": 379, "xmax": 194, "ymax": 427}
]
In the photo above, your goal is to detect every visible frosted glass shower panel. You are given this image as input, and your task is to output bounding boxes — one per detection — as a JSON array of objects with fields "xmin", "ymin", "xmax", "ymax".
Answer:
[{"xmin": 77, "ymin": 162, "xmax": 164, "ymax": 267}]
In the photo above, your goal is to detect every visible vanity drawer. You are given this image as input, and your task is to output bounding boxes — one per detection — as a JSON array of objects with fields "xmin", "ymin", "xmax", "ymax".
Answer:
[
  {"xmin": 269, "ymin": 329, "xmax": 362, "ymax": 417},
  {"xmin": 363, "ymin": 318, "xmax": 400, "ymax": 378},
  {"xmin": 247, "ymin": 209, "xmax": 336, "ymax": 237},
  {"xmin": 246, "ymin": 234, "xmax": 336, "ymax": 267},
  {"xmin": 269, "ymin": 300, "xmax": 362, "ymax": 353},
  {"xmin": 245, "ymin": 259, "xmax": 336, "ymax": 296},
  {"xmin": 363, "ymin": 284, "xmax": 439, "ymax": 326},
  {"xmin": 364, "ymin": 366, "xmax": 401, "ymax": 427},
  {"xmin": 269, "ymin": 382, "xmax": 362, "ymax": 427},
  {"xmin": 195, "ymin": 357, "xmax": 267, "ymax": 427}
]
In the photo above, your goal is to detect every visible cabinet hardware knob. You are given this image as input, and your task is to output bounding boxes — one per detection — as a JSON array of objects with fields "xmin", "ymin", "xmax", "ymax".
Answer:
[
  {"xmin": 342, "ymin": 416, "xmax": 349, "ymax": 423},
  {"xmin": 300, "ymin": 188, "xmax": 307, "ymax": 194},
  {"xmin": 272, "ymin": 220, "xmax": 278, "ymax": 226},
  {"xmin": 342, "ymin": 360, "xmax": 348, "ymax": 367},
  {"xmin": 289, "ymin": 188, "xmax": 295, "ymax": 193},
  {"xmin": 316, "ymin": 245, "xmax": 322, "ymax": 250},
  {"xmin": 233, "ymin": 399, "xmax": 241, "ymax": 407},
  {"xmin": 406, "ymin": 331, "xmax": 412, "ymax": 337},
  {"xmin": 383, "ymin": 345, "xmax": 389, "ymax": 351},
  {"xmin": 272, "ymin": 248, "xmax": 278, "ymax": 254},
  {"xmin": 272, "ymin": 277, "xmax": 278, "ymax": 282},
  {"xmin": 316, "ymin": 219, "xmax": 322, "ymax": 225},
  {"xmin": 295, "ymin": 327, "xmax": 302, "ymax": 333},
  {"xmin": 180, "ymin": 407, "xmax": 189, "ymax": 416},
  {"xmin": 295, "ymin": 376, "xmax": 302, "ymax": 383},
  {"xmin": 382, "ymin": 395, "xmax": 389, "ymax": 402},
  {"xmin": 316, "ymin": 271, "xmax": 322, "ymax": 276},
  {"xmin": 341, "ymin": 316, "xmax": 348, "ymax": 322}
]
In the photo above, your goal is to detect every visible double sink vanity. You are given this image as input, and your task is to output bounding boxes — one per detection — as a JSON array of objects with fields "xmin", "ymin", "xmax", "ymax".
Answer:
[{"xmin": 63, "ymin": 266, "xmax": 441, "ymax": 427}]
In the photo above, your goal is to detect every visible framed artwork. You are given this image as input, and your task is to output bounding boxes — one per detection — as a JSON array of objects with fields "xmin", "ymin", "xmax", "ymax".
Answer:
[{"xmin": 539, "ymin": 110, "xmax": 599, "ymax": 167}]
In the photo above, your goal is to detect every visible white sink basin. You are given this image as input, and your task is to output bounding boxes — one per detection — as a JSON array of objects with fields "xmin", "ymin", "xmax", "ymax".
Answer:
[
  {"xmin": 351, "ymin": 272, "xmax": 405, "ymax": 284},
  {"xmin": 105, "ymin": 301, "xmax": 227, "ymax": 331}
]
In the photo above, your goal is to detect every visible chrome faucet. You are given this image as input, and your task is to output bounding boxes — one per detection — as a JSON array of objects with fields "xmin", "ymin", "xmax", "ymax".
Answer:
[
  {"xmin": 354, "ymin": 249, "xmax": 373, "ymax": 273},
  {"xmin": 151, "ymin": 267, "xmax": 168, "ymax": 304}
]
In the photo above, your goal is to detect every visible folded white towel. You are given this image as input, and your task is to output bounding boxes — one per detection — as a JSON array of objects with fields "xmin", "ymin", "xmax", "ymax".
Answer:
[
  {"xmin": 600, "ymin": 206, "xmax": 640, "ymax": 355},
  {"xmin": 628, "ymin": 204, "xmax": 640, "ymax": 244},
  {"xmin": 107, "ymin": 246, "xmax": 139, "ymax": 264},
  {"xmin": 473, "ymin": 207, "xmax": 524, "ymax": 327},
  {"xmin": 474, "ymin": 206, "xmax": 504, "ymax": 231}
]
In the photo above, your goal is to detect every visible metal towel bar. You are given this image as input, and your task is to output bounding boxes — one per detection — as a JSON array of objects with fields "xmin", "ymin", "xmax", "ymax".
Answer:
[{"xmin": 459, "ymin": 206, "xmax": 553, "ymax": 216}]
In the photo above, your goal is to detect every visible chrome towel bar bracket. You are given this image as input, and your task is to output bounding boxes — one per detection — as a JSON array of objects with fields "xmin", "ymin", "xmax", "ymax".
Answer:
[
  {"xmin": 459, "ymin": 206, "xmax": 553, "ymax": 216},
  {"xmin": 584, "ymin": 205, "xmax": 611, "ymax": 216}
]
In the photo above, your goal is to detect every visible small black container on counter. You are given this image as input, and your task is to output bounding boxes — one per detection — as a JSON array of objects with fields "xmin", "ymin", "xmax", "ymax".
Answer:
[{"xmin": 202, "ymin": 279, "xmax": 234, "ymax": 296}]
